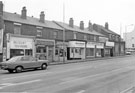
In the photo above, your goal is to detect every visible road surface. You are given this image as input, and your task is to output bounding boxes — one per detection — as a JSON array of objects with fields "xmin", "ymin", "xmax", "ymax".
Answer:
[{"xmin": 0, "ymin": 55, "xmax": 135, "ymax": 93}]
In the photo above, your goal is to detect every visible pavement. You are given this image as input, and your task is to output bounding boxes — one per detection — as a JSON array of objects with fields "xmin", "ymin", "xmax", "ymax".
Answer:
[{"xmin": 49, "ymin": 54, "xmax": 127, "ymax": 65}]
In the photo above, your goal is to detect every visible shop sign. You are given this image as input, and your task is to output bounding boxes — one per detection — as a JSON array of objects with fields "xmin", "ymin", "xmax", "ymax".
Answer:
[
  {"xmin": 99, "ymin": 37, "xmax": 108, "ymax": 42},
  {"xmin": 56, "ymin": 42, "xmax": 68, "ymax": 46},
  {"xmin": 36, "ymin": 40, "xmax": 54, "ymax": 46},
  {"xmin": 10, "ymin": 37, "xmax": 33, "ymax": 49},
  {"xmin": 96, "ymin": 43, "xmax": 104, "ymax": 48},
  {"xmin": 106, "ymin": 41, "xmax": 114, "ymax": 47},
  {"xmin": 0, "ymin": 29, "xmax": 3, "ymax": 53},
  {"xmin": 86, "ymin": 42, "xmax": 95, "ymax": 48},
  {"xmin": 68, "ymin": 41, "xmax": 85, "ymax": 48}
]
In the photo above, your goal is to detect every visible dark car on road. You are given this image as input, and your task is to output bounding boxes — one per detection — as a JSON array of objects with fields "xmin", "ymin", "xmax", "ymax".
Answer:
[{"xmin": 0, "ymin": 56, "xmax": 48, "ymax": 73}]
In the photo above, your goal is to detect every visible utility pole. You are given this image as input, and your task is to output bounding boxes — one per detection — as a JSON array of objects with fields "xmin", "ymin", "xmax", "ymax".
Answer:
[{"xmin": 62, "ymin": 2, "xmax": 65, "ymax": 63}]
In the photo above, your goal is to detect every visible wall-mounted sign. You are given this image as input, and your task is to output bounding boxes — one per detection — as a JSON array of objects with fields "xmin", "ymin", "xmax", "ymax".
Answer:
[
  {"xmin": 10, "ymin": 37, "xmax": 33, "ymax": 49},
  {"xmin": 68, "ymin": 41, "xmax": 85, "ymax": 48},
  {"xmin": 0, "ymin": 29, "xmax": 3, "ymax": 53},
  {"xmin": 86, "ymin": 42, "xmax": 95, "ymax": 48},
  {"xmin": 106, "ymin": 41, "xmax": 114, "ymax": 47},
  {"xmin": 96, "ymin": 43, "xmax": 104, "ymax": 48},
  {"xmin": 99, "ymin": 37, "xmax": 108, "ymax": 42}
]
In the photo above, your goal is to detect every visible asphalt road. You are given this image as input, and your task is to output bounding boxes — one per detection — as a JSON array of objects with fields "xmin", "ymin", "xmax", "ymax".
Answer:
[{"xmin": 0, "ymin": 55, "xmax": 135, "ymax": 93}]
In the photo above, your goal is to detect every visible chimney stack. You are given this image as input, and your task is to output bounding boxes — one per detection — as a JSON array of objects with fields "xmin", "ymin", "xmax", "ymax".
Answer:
[
  {"xmin": 21, "ymin": 6, "xmax": 27, "ymax": 19},
  {"xmin": 80, "ymin": 21, "xmax": 84, "ymax": 30},
  {"xmin": 105, "ymin": 22, "xmax": 109, "ymax": 29},
  {"xmin": 88, "ymin": 20, "xmax": 93, "ymax": 31},
  {"xmin": 0, "ymin": 1, "xmax": 3, "ymax": 29},
  {"xmin": 0, "ymin": 1, "xmax": 3, "ymax": 15},
  {"xmin": 39, "ymin": 11, "xmax": 45, "ymax": 23},
  {"xmin": 69, "ymin": 18, "xmax": 74, "ymax": 27}
]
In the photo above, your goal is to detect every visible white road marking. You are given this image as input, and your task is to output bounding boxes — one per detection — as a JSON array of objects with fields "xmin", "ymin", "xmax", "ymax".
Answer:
[
  {"xmin": 0, "ymin": 79, "xmax": 41, "ymax": 90},
  {"xmin": 120, "ymin": 86, "xmax": 134, "ymax": 93},
  {"xmin": 76, "ymin": 90, "xmax": 85, "ymax": 93}
]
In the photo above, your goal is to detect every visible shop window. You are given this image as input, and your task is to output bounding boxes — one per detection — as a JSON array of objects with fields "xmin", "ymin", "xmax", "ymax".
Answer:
[
  {"xmin": 53, "ymin": 31, "xmax": 58, "ymax": 39},
  {"xmin": 37, "ymin": 29, "xmax": 42, "ymax": 37},
  {"xmin": 14, "ymin": 23, "xmax": 21, "ymax": 35}
]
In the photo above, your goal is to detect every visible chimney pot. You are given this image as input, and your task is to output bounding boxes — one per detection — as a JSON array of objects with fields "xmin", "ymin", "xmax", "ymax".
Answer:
[
  {"xmin": 0, "ymin": 1, "xmax": 3, "ymax": 15},
  {"xmin": 39, "ymin": 11, "xmax": 45, "ymax": 23},
  {"xmin": 80, "ymin": 21, "xmax": 84, "ymax": 30},
  {"xmin": 69, "ymin": 18, "xmax": 74, "ymax": 27},
  {"xmin": 88, "ymin": 20, "xmax": 93, "ymax": 31},
  {"xmin": 21, "ymin": 6, "xmax": 27, "ymax": 19},
  {"xmin": 105, "ymin": 22, "xmax": 109, "ymax": 29}
]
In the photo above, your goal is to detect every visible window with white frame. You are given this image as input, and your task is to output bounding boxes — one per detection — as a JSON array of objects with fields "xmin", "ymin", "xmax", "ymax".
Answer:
[
  {"xmin": 14, "ymin": 23, "xmax": 21, "ymax": 35},
  {"xmin": 36, "ymin": 27, "xmax": 42, "ymax": 37}
]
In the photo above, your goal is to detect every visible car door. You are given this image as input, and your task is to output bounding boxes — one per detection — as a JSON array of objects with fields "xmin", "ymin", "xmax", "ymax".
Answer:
[
  {"xmin": 30, "ymin": 57, "xmax": 40, "ymax": 68},
  {"xmin": 20, "ymin": 56, "xmax": 32, "ymax": 69}
]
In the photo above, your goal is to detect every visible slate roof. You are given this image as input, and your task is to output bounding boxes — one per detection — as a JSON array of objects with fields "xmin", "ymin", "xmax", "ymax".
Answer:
[
  {"xmin": 3, "ymin": 12, "xmax": 63, "ymax": 30},
  {"xmin": 94, "ymin": 24, "xmax": 119, "ymax": 35},
  {"xmin": 53, "ymin": 21, "xmax": 105, "ymax": 37}
]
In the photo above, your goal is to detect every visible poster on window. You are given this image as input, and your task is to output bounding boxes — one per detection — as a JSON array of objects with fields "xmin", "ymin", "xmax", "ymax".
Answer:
[{"xmin": 0, "ymin": 29, "xmax": 3, "ymax": 53}]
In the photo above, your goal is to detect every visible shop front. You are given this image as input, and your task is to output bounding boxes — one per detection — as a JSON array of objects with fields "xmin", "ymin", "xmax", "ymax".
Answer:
[
  {"xmin": 105, "ymin": 41, "xmax": 114, "ymax": 57},
  {"xmin": 55, "ymin": 41, "xmax": 68, "ymax": 62},
  {"xmin": 35, "ymin": 39, "xmax": 55, "ymax": 62},
  {"xmin": 67, "ymin": 41, "xmax": 86, "ymax": 60},
  {"xmin": 6, "ymin": 34, "xmax": 35, "ymax": 60},
  {"xmin": 96, "ymin": 42, "xmax": 104, "ymax": 57},
  {"xmin": 86, "ymin": 42, "xmax": 95, "ymax": 58}
]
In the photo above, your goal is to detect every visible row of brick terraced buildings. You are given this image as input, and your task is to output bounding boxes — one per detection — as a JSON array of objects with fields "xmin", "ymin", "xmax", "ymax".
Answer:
[{"xmin": 0, "ymin": 1, "xmax": 125, "ymax": 63}]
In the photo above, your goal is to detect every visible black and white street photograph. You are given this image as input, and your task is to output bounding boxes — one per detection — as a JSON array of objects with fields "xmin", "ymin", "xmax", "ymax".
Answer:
[{"xmin": 0, "ymin": 0, "xmax": 135, "ymax": 93}]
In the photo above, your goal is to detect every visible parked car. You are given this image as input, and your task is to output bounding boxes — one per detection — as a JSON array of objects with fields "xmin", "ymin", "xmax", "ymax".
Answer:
[
  {"xmin": 126, "ymin": 51, "xmax": 131, "ymax": 55},
  {"xmin": 0, "ymin": 56, "xmax": 48, "ymax": 73}
]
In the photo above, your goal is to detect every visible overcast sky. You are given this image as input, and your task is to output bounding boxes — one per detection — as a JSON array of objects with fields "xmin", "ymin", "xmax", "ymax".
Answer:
[{"xmin": 1, "ymin": 0, "xmax": 135, "ymax": 37}]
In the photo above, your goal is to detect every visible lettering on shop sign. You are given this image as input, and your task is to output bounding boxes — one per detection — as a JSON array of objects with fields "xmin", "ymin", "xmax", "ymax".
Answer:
[{"xmin": 14, "ymin": 45, "xmax": 28, "ymax": 48}]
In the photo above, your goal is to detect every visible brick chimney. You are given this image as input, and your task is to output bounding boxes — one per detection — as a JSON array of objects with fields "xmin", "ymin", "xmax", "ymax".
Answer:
[
  {"xmin": 80, "ymin": 21, "xmax": 84, "ymax": 30},
  {"xmin": 69, "ymin": 18, "xmax": 74, "ymax": 27},
  {"xmin": 0, "ymin": 1, "xmax": 3, "ymax": 15},
  {"xmin": 105, "ymin": 22, "xmax": 109, "ymax": 29},
  {"xmin": 39, "ymin": 11, "xmax": 45, "ymax": 23},
  {"xmin": 21, "ymin": 6, "xmax": 27, "ymax": 19},
  {"xmin": 0, "ymin": 1, "xmax": 3, "ymax": 29},
  {"xmin": 88, "ymin": 20, "xmax": 93, "ymax": 31}
]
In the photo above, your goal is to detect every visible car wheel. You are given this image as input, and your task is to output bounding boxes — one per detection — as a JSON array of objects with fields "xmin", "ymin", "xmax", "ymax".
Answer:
[
  {"xmin": 8, "ymin": 70, "xmax": 14, "ymax": 73},
  {"xmin": 41, "ymin": 63, "xmax": 47, "ymax": 70},
  {"xmin": 15, "ymin": 66, "xmax": 23, "ymax": 73}
]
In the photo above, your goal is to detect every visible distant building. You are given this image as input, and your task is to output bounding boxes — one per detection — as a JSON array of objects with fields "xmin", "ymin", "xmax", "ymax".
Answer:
[{"xmin": 123, "ymin": 28, "xmax": 135, "ymax": 51}]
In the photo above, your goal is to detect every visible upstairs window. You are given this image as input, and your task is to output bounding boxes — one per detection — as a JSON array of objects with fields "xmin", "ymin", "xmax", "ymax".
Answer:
[
  {"xmin": 14, "ymin": 23, "xmax": 21, "ymax": 35},
  {"xmin": 73, "ymin": 32, "xmax": 77, "ymax": 39},
  {"xmin": 36, "ymin": 27, "xmax": 42, "ymax": 37},
  {"xmin": 84, "ymin": 35, "xmax": 87, "ymax": 40},
  {"xmin": 53, "ymin": 31, "xmax": 58, "ymax": 39}
]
